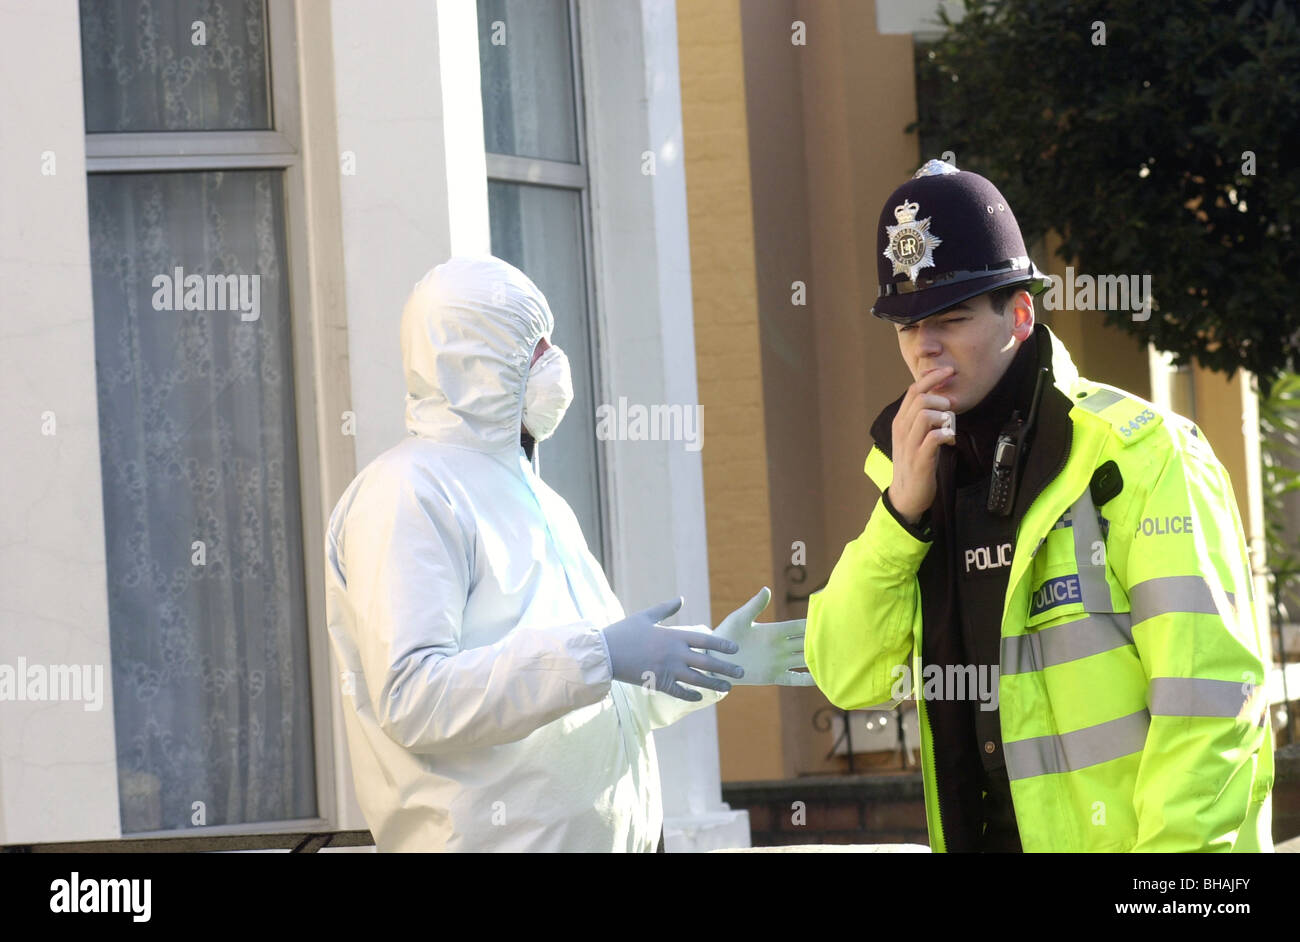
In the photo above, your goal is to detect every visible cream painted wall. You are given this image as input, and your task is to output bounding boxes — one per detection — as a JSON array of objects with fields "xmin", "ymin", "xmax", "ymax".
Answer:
[
  {"xmin": 793, "ymin": 0, "xmax": 921, "ymax": 773},
  {"xmin": 677, "ymin": 0, "xmax": 785, "ymax": 783},
  {"xmin": 736, "ymin": 0, "xmax": 832, "ymax": 779},
  {"xmin": 686, "ymin": 0, "xmax": 927, "ymax": 780},
  {"xmin": 0, "ymin": 0, "xmax": 121, "ymax": 844},
  {"xmin": 1191, "ymin": 367, "xmax": 1257, "ymax": 551},
  {"xmin": 795, "ymin": 0, "xmax": 920, "ymax": 582}
]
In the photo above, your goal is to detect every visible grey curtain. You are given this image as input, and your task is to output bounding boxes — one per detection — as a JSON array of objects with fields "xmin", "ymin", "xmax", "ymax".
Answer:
[
  {"xmin": 86, "ymin": 170, "xmax": 316, "ymax": 832},
  {"xmin": 479, "ymin": 0, "xmax": 605, "ymax": 562},
  {"xmin": 477, "ymin": 0, "xmax": 579, "ymax": 162},
  {"xmin": 79, "ymin": 0, "xmax": 271, "ymax": 133},
  {"xmin": 488, "ymin": 181, "xmax": 604, "ymax": 565}
]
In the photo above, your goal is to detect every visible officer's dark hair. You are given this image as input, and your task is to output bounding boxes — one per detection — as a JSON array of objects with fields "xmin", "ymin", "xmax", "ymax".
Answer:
[{"xmin": 987, "ymin": 284, "xmax": 1025, "ymax": 317}]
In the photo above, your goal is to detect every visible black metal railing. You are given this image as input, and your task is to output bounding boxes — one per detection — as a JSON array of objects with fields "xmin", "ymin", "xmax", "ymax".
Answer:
[{"xmin": 2, "ymin": 830, "xmax": 375, "ymax": 853}]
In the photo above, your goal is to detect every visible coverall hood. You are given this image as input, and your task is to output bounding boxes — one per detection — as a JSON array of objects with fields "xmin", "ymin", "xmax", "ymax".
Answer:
[{"xmin": 401, "ymin": 255, "xmax": 555, "ymax": 451}]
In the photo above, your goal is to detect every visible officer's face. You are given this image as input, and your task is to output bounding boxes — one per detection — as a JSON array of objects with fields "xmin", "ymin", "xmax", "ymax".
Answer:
[{"xmin": 894, "ymin": 290, "xmax": 1034, "ymax": 414}]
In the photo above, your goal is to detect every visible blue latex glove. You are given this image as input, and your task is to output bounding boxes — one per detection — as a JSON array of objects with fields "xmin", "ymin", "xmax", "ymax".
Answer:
[
  {"xmin": 710, "ymin": 587, "xmax": 816, "ymax": 686},
  {"xmin": 602, "ymin": 597, "xmax": 744, "ymax": 702}
]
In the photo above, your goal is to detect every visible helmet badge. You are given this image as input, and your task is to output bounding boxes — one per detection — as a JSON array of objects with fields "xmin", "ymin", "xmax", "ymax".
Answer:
[{"xmin": 884, "ymin": 199, "xmax": 943, "ymax": 284}]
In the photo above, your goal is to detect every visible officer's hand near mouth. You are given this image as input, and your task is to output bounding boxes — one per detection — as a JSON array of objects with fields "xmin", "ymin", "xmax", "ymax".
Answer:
[{"xmin": 887, "ymin": 366, "xmax": 956, "ymax": 526}]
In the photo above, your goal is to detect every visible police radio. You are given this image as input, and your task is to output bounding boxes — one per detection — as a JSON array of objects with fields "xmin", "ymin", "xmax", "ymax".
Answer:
[
  {"xmin": 987, "ymin": 417, "xmax": 1022, "ymax": 516},
  {"xmin": 988, "ymin": 367, "xmax": 1049, "ymax": 517}
]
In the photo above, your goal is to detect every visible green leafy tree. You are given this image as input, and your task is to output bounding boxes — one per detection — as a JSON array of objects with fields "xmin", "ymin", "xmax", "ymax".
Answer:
[
  {"xmin": 1260, "ymin": 374, "xmax": 1300, "ymax": 742},
  {"xmin": 913, "ymin": 0, "xmax": 1300, "ymax": 392}
]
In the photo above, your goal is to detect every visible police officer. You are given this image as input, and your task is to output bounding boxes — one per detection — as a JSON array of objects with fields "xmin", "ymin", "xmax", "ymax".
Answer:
[{"xmin": 805, "ymin": 160, "xmax": 1275, "ymax": 852}]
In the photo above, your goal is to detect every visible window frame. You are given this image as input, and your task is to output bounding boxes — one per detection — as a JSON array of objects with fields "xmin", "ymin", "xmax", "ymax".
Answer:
[
  {"xmin": 483, "ymin": 0, "xmax": 612, "ymax": 571},
  {"xmin": 81, "ymin": 0, "xmax": 339, "ymax": 839}
]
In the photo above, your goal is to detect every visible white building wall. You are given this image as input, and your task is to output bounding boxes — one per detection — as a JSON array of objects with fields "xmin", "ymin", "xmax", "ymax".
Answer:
[
  {"xmin": 580, "ymin": 0, "xmax": 748, "ymax": 850},
  {"xmin": 0, "ymin": 0, "xmax": 736, "ymax": 850},
  {"xmin": 329, "ymin": 0, "xmax": 492, "ymax": 471},
  {"xmin": 0, "ymin": 0, "xmax": 122, "ymax": 844}
]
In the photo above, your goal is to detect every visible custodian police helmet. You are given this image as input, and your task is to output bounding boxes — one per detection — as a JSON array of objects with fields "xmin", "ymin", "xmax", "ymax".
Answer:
[{"xmin": 871, "ymin": 159, "xmax": 1051, "ymax": 324}]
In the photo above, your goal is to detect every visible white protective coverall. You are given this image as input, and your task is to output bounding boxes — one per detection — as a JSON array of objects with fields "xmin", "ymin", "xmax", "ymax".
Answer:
[{"xmin": 324, "ymin": 256, "xmax": 723, "ymax": 852}]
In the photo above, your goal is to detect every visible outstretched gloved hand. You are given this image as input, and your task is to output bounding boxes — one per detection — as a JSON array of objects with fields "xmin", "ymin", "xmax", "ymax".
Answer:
[
  {"xmin": 709, "ymin": 587, "xmax": 815, "ymax": 686},
  {"xmin": 602, "ymin": 598, "xmax": 744, "ymax": 702}
]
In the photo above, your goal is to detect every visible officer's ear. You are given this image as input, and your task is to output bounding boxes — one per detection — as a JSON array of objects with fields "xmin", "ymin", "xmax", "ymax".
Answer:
[{"xmin": 1010, "ymin": 290, "xmax": 1035, "ymax": 342}]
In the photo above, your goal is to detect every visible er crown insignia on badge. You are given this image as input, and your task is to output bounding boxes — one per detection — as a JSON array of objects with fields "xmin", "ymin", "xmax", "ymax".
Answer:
[{"xmin": 884, "ymin": 200, "xmax": 943, "ymax": 283}]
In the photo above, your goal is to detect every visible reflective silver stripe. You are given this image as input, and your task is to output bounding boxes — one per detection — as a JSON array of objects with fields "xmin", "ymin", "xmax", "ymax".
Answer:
[
  {"xmin": 1005, "ymin": 710, "xmax": 1149, "ymax": 781},
  {"xmin": 1129, "ymin": 575, "xmax": 1226, "ymax": 624},
  {"xmin": 1078, "ymin": 389, "xmax": 1124, "ymax": 414},
  {"xmin": 1003, "ymin": 612, "xmax": 1134, "ymax": 675},
  {"xmin": 1069, "ymin": 489, "xmax": 1112, "ymax": 611},
  {"xmin": 1149, "ymin": 677, "xmax": 1264, "ymax": 723}
]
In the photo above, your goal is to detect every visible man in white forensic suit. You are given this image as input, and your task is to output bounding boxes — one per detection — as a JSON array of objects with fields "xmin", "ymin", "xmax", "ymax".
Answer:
[{"xmin": 325, "ymin": 255, "xmax": 812, "ymax": 852}]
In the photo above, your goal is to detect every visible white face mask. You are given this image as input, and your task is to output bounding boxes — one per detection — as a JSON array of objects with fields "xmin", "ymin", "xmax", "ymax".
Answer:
[{"xmin": 523, "ymin": 344, "xmax": 574, "ymax": 441}]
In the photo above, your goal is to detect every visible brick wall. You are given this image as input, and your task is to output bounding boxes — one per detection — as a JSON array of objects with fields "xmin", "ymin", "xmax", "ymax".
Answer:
[
  {"xmin": 677, "ymin": 0, "xmax": 788, "ymax": 780},
  {"xmin": 1274, "ymin": 742, "xmax": 1300, "ymax": 845},
  {"xmin": 722, "ymin": 748, "xmax": 1300, "ymax": 848},
  {"xmin": 723, "ymin": 774, "xmax": 929, "ymax": 847}
]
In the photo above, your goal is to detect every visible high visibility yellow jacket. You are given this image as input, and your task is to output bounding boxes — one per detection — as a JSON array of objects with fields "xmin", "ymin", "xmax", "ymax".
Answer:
[{"xmin": 806, "ymin": 327, "xmax": 1275, "ymax": 852}]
